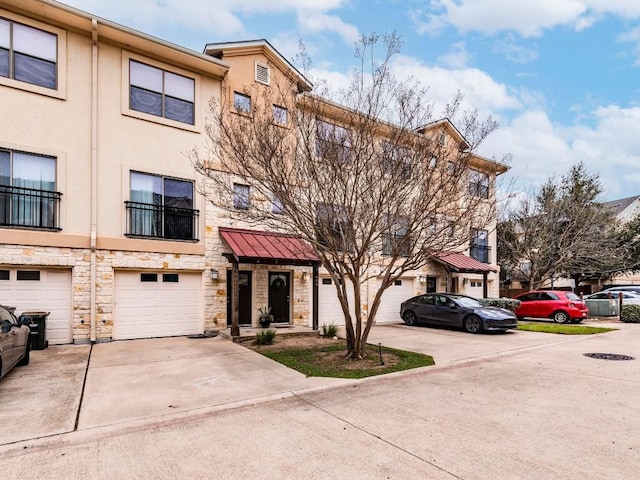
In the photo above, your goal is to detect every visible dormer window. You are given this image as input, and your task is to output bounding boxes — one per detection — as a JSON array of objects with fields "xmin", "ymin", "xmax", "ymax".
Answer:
[{"xmin": 255, "ymin": 62, "xmax": 270, "ymax": 85}]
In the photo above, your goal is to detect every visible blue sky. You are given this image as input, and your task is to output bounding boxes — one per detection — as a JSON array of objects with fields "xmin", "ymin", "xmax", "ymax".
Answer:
[{"xmin": 60, "ymin": 0, "xmax": 640, "ymax": 201}]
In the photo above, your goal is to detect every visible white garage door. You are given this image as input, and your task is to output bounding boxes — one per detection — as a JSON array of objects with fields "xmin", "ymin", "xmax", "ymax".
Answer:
[
  {"xmin": 318, "ymin": 277, "xmax": 356, "ymax": 327},
  {"xmin": 0, "ymin": 268, "xmax": 72, "ymax": 345},
  {"xmin": 374, "ymin": 278, "xmax": 415, "ymax": 324},
  {"xmin": 114, "ymin": 271, "xmax": 202, "ymax": 340}
]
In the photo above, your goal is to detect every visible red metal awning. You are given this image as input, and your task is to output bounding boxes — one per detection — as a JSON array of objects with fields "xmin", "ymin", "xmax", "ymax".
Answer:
[
  {"xmin": 432, "ymin": 251, "xmax": 497, "ymax": 273},
  {"xmin": 219, "ymin": 227, "xmax": 320, "ymax": 266}
]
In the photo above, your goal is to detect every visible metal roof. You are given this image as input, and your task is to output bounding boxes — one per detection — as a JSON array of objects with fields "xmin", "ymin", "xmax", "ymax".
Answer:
[
  {"xmin": 219, "ymin": 227, "xmax": 319, "ymax": 266},
  {"xmin": 432, "ymin": 251, "xmax": 497, "ymax": 273}
]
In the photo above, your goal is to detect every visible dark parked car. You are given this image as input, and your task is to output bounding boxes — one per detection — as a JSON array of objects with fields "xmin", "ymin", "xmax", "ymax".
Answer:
[
  {"xmin": 513, "ymin": 290, "xmax": 588, "ymax": 323},
  {"xmin": 400, "ymin": 293, "xmax": 518, "ymax": 333},
  {"xmin": 0, "ymin": 305, "xmax": 30, "ymax": 380}
]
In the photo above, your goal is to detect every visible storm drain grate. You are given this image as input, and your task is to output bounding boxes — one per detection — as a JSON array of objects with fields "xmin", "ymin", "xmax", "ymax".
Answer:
[{"xmin": 583, "ymin": 353, "xmax": 635, "ymax": 361}]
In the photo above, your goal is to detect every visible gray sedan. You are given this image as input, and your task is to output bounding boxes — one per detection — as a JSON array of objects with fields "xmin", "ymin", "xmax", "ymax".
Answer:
[
  {"xmin": 400, "ymin": 293, "xmax": 518, "ymax": 333},
  {"xmin": 1, "ymin": 305, "xmax": 30, "ymax": 380}
]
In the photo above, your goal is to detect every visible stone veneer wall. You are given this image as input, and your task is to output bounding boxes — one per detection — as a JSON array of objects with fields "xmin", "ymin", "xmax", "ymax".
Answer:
[{"xmin": 0, "ymin": 244, "xmax": 207, "ymax": 343}]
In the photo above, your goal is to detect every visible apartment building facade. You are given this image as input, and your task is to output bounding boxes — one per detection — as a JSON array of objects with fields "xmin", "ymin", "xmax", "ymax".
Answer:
[{"xmin": 0, "ymin": 1, "xmax": 506, "ymax": 343}]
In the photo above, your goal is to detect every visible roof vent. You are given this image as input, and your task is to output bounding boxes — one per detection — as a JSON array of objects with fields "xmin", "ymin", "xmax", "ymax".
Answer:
[{"xmin": 255, "ymin": 62, "xmax": 270, "ymax": 85}]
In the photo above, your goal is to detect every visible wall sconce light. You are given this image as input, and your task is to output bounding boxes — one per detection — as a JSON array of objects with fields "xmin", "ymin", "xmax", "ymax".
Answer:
[
  {"xmin": 210, "ymin": 269, "xmax": 219, "ymax": 280},
  {"xmin": 418, "ymin": 275, "xmax": 427, "ymax": 283},
  {"xmin": 302, "ymin": 271, "xmax": 309, "ymax": 282}
]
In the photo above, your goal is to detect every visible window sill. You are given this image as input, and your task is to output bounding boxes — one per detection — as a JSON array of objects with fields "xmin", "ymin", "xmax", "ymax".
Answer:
[
  {"xmin": 122, "ymin": 109, "xmax": 201, "ymax": 133},
  {"xmin": 0, "ymin": 76, "xmax": 66, "ymax": 100}
]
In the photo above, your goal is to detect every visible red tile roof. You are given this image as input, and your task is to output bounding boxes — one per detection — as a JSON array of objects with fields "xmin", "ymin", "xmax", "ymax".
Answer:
[
  {"xmin": 432, "ymin": 251, "xmax": 497, "ymax": 273},
  {"xmin": 219, "ymin": 227, "xmax": 319, "ymax": 265}
]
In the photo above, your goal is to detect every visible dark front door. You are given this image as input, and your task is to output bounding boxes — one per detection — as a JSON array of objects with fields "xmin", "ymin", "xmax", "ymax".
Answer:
[
  {"xmin": 426, "ymin": 276, "xmax": 437, "ymax": 293},
  {"xmin": 268, "ymin": 271, "xmax": 290, "ymax": 324},
  {"xmin": 227, "ymin": 270, "xmax": 252, "ymax": 326}
]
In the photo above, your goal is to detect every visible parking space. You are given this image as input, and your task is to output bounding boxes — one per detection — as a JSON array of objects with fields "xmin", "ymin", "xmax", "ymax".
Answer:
[
  {"xmin": 1, "ymin": 320, "xmax": 633, "ymax": 447},
  {"xmin": 0, "ymin": 344, "xmax": 90, "ymax": 444}
]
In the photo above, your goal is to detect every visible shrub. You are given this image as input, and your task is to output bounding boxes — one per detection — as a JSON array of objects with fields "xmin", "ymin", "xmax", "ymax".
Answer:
[
  {"xmin": 255, "ymin": 328, "xmax": 276, "ymax": 345},
  {"xmin": 621, "ymin": 304, "xmax": 640, "ymax": 323},
  {"xmin": 480, "ymin": 298, "xmax": 521, "ymax": 312},
  {"xmin": 321, "ymin": 323, "xmax": 339, "ymax": 338}
]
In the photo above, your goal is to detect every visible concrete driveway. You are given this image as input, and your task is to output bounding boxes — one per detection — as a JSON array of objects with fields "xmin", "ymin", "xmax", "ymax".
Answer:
[{"xmin": 0, "ymin": 320, "xmax": 635, "ymax": 446}]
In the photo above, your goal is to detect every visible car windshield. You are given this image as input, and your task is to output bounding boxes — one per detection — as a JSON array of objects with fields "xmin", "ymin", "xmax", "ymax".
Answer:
[
  {"xmin": 452, "ymin": 296, "xmax": 484, "ymax": 308},
  {"xmin": 565, "ymin": 292, "xmax": 581, "ymax": 301}
]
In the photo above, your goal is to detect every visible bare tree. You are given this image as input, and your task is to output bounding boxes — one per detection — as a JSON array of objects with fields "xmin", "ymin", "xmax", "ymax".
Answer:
[
  {"xmin": 191, "ymin": 33, "xmax": 505, "ymax": 359},
  {"xmin": 498, "ymin": 162, "xmax": 624, "ymax": 290}
]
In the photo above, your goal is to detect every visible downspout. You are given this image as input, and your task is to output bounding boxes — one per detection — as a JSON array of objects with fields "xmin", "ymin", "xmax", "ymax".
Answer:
[{"xmin": 89, "ymin": 18, "xmax": 98, "ymax": 343}]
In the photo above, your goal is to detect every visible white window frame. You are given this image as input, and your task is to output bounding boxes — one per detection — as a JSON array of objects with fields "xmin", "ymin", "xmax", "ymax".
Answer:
[
  {"xmin": 121, "ymin": 52, "xmax": 201, "ymax": 132},
  {"xmin": 233, "ymin": 183, "xmax": 250, "ymax": 210},
  {"xmin": 272, "ymin": 104, "xmax": 288, "ymax": 126},
  {"xmin": 233, "ymin": 91, "xmax": 252, "ymax": 114},
  {"xmin": 129, "ymin": 59, "xmax": 195, "ymax": 126},
  {"xmin": 0, "ymin": 11, "xmax": 66, "ymax": 99}
]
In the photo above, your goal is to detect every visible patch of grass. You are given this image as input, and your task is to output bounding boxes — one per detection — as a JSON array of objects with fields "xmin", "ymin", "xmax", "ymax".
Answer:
[
  {"xmin": 517, "ymin": 322, "xmax": 617, "ymax": 335},
  {"xmin": 258, "ymin": 340, "xmax": 434, "ymax": 379}
]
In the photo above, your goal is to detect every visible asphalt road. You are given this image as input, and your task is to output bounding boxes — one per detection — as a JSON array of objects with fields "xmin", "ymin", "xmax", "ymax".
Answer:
[{"xmin": 1, "ymin": 322, "xmax": 639, "ymax": 479}]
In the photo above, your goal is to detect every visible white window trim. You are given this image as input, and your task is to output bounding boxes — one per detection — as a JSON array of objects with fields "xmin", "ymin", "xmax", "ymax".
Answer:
[
  {"xmin": 121, "ymin": 52, "xmax": 202, "ymax": 133},
  {"xmin": 0, "ymin": 10, "xmax": 67, "ymax": 100}
]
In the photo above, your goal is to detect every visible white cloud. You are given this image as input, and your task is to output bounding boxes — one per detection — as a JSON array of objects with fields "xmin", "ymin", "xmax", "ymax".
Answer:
[
  {"xmin": 61, "ymin": 0, "xmax": 353, "ymax": 45},
  {"xmin": 296, "ymin": 12, "xmax": 360, "ymax": 45},
  {"xmin": 438, "ymin": 42, "xmax": 471, "ymax": 68},
  {"xmin": 411, "ymin": 0, "xmax": 640, "ymax": 38},
  {"xmin": 390, "ymin": 55, "xmax": 522, "ymax": 118},
  {"xmin": 493, "ymin": 38, "xmax": 539, "ymax": 64},
  {"xmin": 481, "ymin": 106, "xmax": 640, "ymax": 200}
]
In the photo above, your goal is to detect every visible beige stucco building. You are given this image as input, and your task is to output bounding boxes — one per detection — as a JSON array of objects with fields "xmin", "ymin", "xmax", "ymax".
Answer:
[{"xmin": 0, "ymin": 0, "xmax": 507, "ymax": 344}]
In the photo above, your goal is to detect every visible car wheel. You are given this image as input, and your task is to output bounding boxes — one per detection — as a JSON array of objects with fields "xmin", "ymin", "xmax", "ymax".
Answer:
[
  {"xmin": 18, "ymin": 336, "xmax": 31, "ymax": 366},
  {"xmin": 403, "ymin": 311, "xmax": 418, "ymax": 326},
  {"xmin": 463, "ymin": 315, "xmax": 483, "ymax": 334},
  {"xmin": 516, "ymin": 316, "xmax": 525, "ymax": 321},
  {"xmin": 552, "ymin": 311, "xmax": 569, "ymax": 324}
]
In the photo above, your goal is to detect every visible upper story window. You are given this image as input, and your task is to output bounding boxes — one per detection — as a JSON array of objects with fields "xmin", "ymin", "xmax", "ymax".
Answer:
[
  {"xmin": 126, "ymin": 172, "xmax": 198, "ymax": 241},
  {"xmin": 469, "ymin": 169, "xmax": 490, "ymax": 199},
  {"xmin": 382, "ymin": 218, "xmax": 410, "ymax": 257},
  {"xmin": 316, "ymin": 203, "xmax": 350, "ymax": 250},
  {"xmin": 129, "ymin": 60, "xmax": 195, "ymax": 125},
  {"xmin": 381, "ymin": 142, "xmax": 412, "ymax": 178},
  {"xmin": 470, "ymin": 229, "xmax": 490, "ymax": 263},
  {"xmin": 272, "ymin": 104, "xmax": 288, "ymax": 125},
  {"xmin": 233, "ymin": 183, "xmax": 250, "ymax": 210},
  {"xmin": 0, "ymin": 149, "xmax": 60, "ymax": 230},
  {"xmin": 0, "ymin": 18, "xmax": 57, "ymax": 89},
  {"xmin": 316, "ymin": 120, "xmax": 351, "ymax": 163},
  {"xmin": 234, "ymin": 92, "xmax": 251, "ymax": 114},
  {"xmin": 272, "ymin": 195, "xmax": 284, "ymax": 215}
]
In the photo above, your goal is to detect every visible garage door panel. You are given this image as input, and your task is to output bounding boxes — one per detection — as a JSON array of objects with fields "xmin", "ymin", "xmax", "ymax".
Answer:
[
  {"xmin": 319, "ymin": 278, "xmax": 356, "ymax": 327},
  {"xmin": 114, "ymin": 272, "xmax": 202, "ymax": 340},
  {"xmin": 376, "ymin": 279, "xmax": 415, "ymax": 324},
  {"xmin": 0, "ymin": 269, "xmax": 72, "ymax": 345}
]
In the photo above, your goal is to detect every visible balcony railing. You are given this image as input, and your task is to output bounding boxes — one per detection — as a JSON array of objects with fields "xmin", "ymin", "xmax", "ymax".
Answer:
[
  {"xmin": 470, "ymin": 244, "xmax": 491, "ymax": 264},
  {"xmin": 125, "ymin": 201, "xmax": 199, "ymax": 241},
  {"xmin": 0, "ymin": 185, "xmax": 62, "ymax": 230}
]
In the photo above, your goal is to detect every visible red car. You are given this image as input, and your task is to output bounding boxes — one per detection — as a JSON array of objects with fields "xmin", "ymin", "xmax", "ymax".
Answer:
[{"xmin": 513, "ymin": 290, "xmax": 588, "ymax": 323}]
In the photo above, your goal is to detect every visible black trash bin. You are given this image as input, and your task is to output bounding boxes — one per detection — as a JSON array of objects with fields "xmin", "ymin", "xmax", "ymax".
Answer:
[{"xmin": 19, "ymin": 311, "xmax": 50, "ymax": 350}]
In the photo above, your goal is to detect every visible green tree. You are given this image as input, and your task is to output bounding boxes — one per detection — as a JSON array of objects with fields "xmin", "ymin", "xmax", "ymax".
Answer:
[{"xmin": 498, "ymin": 162, "xmax": 623, "ymax": 290}]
